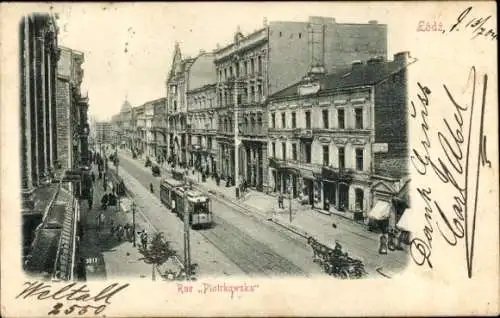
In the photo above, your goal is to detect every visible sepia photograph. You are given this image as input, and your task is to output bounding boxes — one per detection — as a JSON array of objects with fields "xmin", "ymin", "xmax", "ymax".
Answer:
[{"xmin": 1, "ymin": 2, "xmax": 498, "ymax": 317}]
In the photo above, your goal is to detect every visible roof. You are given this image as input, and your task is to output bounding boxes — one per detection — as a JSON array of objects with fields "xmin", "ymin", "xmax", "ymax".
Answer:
[
  {"xmin": 26, "ymin": 228, "xmax": 61, "ymax": 274},
  {"xmin": 269, "ymin": 59, "xmax": 402, "ymax": 100}
]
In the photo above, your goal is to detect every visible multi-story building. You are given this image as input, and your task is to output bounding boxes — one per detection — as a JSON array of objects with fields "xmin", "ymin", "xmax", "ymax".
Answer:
[
  {"xmin": 213, "ymin": 16, "xmax": 387, "ymax": 192},
  {"xmin": 267, "ymin": 52, "xmax": 410, "ymax": 223},
  {"xmin": 118, "ymin": 98, "xmax": 133, "ymax": 150},
  {"xmin": 95, "ymin": 122, "xmax": 114, "ymax": 149},
  {"xmin": 149, "ymin": 98, "xmax": 168, "ymax": 162},
  {"xmin": 186, "ymin": 51, "xmax": 218, "ymax": 175},
  {"xmin": 21, "ymin": 13, "xmax": 89, "ymax": 280},
  {"xmin": 166, "ymin": 43, "xmax": 195, "ymax": 167},
  {"xmin": 133, "ymin": 104, "xmax": 146, "ymax": 155}
]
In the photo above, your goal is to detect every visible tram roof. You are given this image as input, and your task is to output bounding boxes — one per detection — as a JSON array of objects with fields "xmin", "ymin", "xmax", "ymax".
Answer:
[{"xmin": 161, "ymin": 178, "xmax": 184, "ymax": 187}]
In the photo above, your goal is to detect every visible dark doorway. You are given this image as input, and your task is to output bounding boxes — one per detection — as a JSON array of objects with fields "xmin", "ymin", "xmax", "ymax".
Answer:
[{"xmin": 339, "ymin": 183, "xmax": 349, "ymax": 212}]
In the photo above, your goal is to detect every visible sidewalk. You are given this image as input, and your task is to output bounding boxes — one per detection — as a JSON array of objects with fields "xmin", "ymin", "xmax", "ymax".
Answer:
[
  {"xmin": 79, "ymin": 165, "xmax": 180, "ymax": 281},
  {"xmin": 117, "ymin": 149, "xmax": 408, "ymax": 276}
]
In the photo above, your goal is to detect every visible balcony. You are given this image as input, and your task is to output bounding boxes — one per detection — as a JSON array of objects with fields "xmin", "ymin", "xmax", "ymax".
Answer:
[
  {"xmin": 322, "ymin": 166, "xmax": 355, "ymax": 183},
  {"xmin": 293, "ymin": 128, "xmax": 313, "ymax": 139}
]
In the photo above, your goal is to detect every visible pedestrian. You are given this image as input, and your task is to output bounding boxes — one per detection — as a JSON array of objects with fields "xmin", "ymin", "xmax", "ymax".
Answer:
[
  {"xmin": 379, "ymin": 233, "xmax": 388, "ymax": 255},
  {"xmin": 88, "ymin": 195, "xmax": 93, "ymax": 210},
  {"xmin": 150, "ymin": 183, "xmax": 154, "ymax": 193},
  {"xmin": 101, "ymin": 193, "xmax": 108, "ymax": 210},
  {"xmin": 388, "ymin": 229, "xmax": 396, "ymax": 251},
  {"xmin": 91, "ymin": 171, "xmax": 96, "ymax": 183},
  {"xmin": 171, "ymin": 198, "xmax": 176, "ymax": 214},
  {"xmin": 141, "ymin": 231, "xmax": 148, "ymax": 249}
]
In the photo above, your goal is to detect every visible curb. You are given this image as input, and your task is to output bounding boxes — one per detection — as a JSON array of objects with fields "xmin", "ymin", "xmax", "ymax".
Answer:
[
  {"xmin": 107, "ymin": 167, "xmax": 185, "ymax": 271},
  {"xmin": 269, "ymin": 218, "xmax": 310, "ymax": 239}
]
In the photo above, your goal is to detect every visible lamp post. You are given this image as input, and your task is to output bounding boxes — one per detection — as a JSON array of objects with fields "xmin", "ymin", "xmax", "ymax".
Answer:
[
  {"xmin": 132, "ymin": 201, "xmax": 136, "ymax": 247},
  {"xmin": 233, "ymin": 79, "xmax": 242, "ymax": 199},
  {"xmin": 183, "ymin": 173, "xmax": 191, "ymax": 280}
]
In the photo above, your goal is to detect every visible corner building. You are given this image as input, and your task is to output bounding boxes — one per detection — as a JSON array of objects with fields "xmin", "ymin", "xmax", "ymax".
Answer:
[
  {"xmin": 267, "ymin": 52, "xmax": 410, "ymax": 221},
  {"xmin": 186, "ymin": 51, "xmax": 218, "ymax": 175},
  {"xmin": 214, "ymin": 16, "xmax": 387, "ymax": 191}
]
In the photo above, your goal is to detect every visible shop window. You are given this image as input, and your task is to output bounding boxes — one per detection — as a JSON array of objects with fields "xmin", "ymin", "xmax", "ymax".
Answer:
[
  {"xmin": 356, "ymin": 148, "xmax": 364, "ymax": 171},
  {"xmin": 355, "ymin": 188, "xmax": 364, "ymax": 211}
]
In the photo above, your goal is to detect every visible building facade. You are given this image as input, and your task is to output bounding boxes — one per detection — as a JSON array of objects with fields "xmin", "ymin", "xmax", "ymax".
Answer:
[
  {"xmin": 148, "ymin": 98, "xmax": 168, "ymax": 162},
  {"xmin": 213, "ymin": 16, "xmax": 388, "ymax": 192},
  {"xmin": 21, "ymin": 14, "xmax": 89, "ymax": 280},
  {"xmin": 186, "ymin": 51, "xmax": 218, "ymax": 175},
  {"xmin": 166, "ymin": 43, "xmax": 195, "ymax": 167},
  {"xmin": 267, "ymin": 52, "xmax": 410, "ymax": 222}
]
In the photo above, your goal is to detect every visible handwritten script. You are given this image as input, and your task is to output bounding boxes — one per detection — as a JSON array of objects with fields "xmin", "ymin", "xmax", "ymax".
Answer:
[
  {"xmin": 409, "ymin": 66, "xmax": 491, "ymax": 278},
  {"xmin": 16, "ymin": 281, "xmax": 130, "ymax": 315}
]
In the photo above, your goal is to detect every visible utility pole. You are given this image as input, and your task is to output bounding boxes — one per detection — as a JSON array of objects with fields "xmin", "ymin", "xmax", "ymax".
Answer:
[
  {"xmin": 183, "ymin": 192, "xmax": 191, "ymax": 280},
  {"xmin": 132, "ymin": 201, "xmax": 136, "ymax": 247},
  {"xmin": 233, "ymin": 80, "xmax": 241, "ymax": 199},
  {"xmin": 289, "ymin": 177, "xmax": 293, "ymax": 223},
  {"xmin": 183, "ymin": 173, "xmax": 191, "ymax": 280}
]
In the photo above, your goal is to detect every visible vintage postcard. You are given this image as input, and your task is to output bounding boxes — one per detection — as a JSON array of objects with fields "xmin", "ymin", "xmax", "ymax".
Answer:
[{"xmin": 1, "ymin": 1, "xmax": 498, "ymax": 317}]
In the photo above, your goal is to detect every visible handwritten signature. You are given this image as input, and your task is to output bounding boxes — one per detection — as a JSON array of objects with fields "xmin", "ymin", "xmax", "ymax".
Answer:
[
  {"xmin": 409, "ymin": 66, "xmax": 491, "ymax": 277},
  {"xmin": 16, "ymin": 281, "xmax": 130, "ymax": 315},
  {"xmin": 449, "ymin": 6, "xmax": 497, "ymax": 41}
]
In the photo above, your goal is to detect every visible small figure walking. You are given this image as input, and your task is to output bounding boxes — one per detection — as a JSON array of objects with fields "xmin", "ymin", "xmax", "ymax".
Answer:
[
  {"xmin": 379, "ymin": 233, "xmax": 388, "ymax": 255},
  {"xmin": 278, "ymin": 193, "xmax": 284, "ymax": 209},
  {"xmin": 140, "ymin": 231, "xmax": 148, "ymax": 249},
  {"xmin": 150, "ymin": 183, "xmax": 154, "ymax": 193},
  {"xmin": 88, "ymin": 195, "xmax": 93, "ymax": 210}
]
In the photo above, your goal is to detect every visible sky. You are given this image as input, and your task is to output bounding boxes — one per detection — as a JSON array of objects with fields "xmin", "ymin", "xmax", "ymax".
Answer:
[{"xmin": 51, "ymin": 2, "xmax": 417, "ymax": 121}]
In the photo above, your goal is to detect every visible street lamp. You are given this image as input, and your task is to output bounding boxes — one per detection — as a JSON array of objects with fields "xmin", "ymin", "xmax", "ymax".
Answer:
[
  {"xmin": 183, "ymin": 173, "xmax": 191, "ymax": 280},
  {"xmin": 233, "ymin": 79, "xmax": 243, "ymax": 199},
  {"xmin": 132, "ymin": 201, "xmax": 136, "ymax": 247}
]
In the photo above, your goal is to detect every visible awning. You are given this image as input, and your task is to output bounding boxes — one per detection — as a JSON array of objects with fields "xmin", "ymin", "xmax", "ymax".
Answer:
[
  {"xmin": 368, "ymin": 200, "xmax": 391, "ymax": 220},
  {"xmin": 396, "ymin": 208, "xmax": 412, "ymax": 232}
]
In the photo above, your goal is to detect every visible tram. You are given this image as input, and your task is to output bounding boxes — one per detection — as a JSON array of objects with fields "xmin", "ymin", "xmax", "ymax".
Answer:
[{"xmin": 160, "ymin": 177, "xmax": 213, "ymax": 228}]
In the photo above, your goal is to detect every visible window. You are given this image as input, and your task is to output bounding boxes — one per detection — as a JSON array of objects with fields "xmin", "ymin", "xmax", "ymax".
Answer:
[
  {"xmin": 272, "ymin": 142, "xmax": 276, "ymax": 158},
  {"xmin": 282, "ymin": 142, "xmax": 287, "ymax": 160},
  {"xmin": 271, "ymin": 113, "xmax": 276, "ymax": 128},
  {"xmin": 229, "ymin": 66, "xmax": 233, "ymax": 77},
  {"xmin": 281, "ymin": 113, "xmax": 286, "ymax": 128},
  {"xmin": 250, "ymin": 86, "xmax": 255, "ymax": 102},
  {"xmin": 305, "ymin": 111, "xmax": 311, "ymax": 129},
  {"xmin": 338, "ymin": 109, "xmax": 345, "ymax": 129},
  {"xmin": 258, "ymin": 56, "xmax": 262, "ymax": 73},
  {"xmin": 279, "ymin": 31, "xmax": 282, "ymax": 37},
  {"xmin": 355, "ymin": 188, "xmax": 364, "ymax": 211},
  {"xmin": 224, "ymin": 69, "xmax": 227, "ymax": 80},
  {"xmin": 338, "ymin": 146, "xmax": 345, "ymax": 169},
  {"xmin": 355, "ymin": 108, "xmax": 363, "ymax": 129},
  {"xmin": 257, "ymin": 84, "xmax": 262, "ymax": 102},
  {"xmin": 323, "ymin": 145, "xmax": 329, "ymax": 166},
  {"xmin": 236, "ymin": 63, "xmax": 240, "ymax": 77},
  {"xmin": 251, "ymin": 59, "xmax": 255, "ymax": 74},
  {"xmin": 244, "ymin": 61, "xmax": 248, "ymax": 75},
  {"xmin": 322, "ymin": 109, "xmax": 329, "ymax": 128},
  {"xmin": 299, "ymin": 32, "xmax": 302, "ymax": 38},
  {"xmin": 305, "ymin": 143, "xmax": 311, "ymax": 163},
  {"xmin": 292, "ymin": 144, "xmax": 297, "ymax": 160},
  {"xmin": 356, "ymin": 148, "xmax": 364, "ymax": 171},
  {"xmin": 291, "ymin": 112, "xmax": 296, "ymax": 128}
]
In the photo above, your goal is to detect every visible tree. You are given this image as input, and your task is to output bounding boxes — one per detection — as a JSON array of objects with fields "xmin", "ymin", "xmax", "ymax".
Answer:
[{"xmin": 138, "ymin": 232, "xmax": 176, "ymax": 281}]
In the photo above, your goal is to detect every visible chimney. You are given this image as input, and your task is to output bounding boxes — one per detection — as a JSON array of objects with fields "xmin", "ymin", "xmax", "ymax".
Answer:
[
  {"xmin": 394, "ymin": 51, "xmax": 410, "ymax": 67},
  {"xmin": 307, "ymin": 18, "xmax": 327, "ymax": 75}
]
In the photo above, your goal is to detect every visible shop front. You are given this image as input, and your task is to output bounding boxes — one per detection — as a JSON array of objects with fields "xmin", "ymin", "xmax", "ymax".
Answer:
[{"xmin": 321, "ymin": 167, "xmax": 353, "ymax": 212}]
